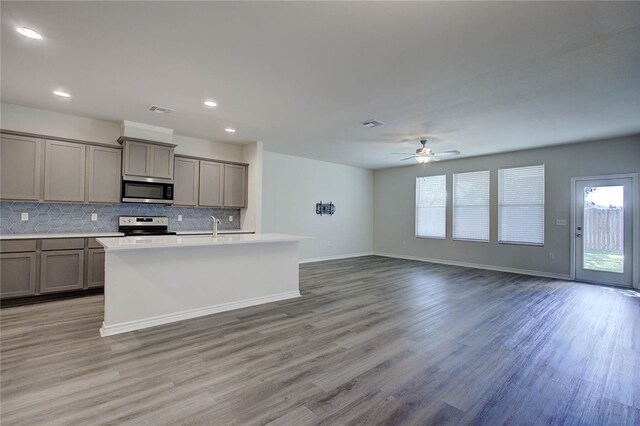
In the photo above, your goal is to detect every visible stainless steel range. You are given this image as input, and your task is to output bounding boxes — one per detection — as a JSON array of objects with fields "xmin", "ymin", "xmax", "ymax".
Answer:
[{"xmin": 118, "ymin": 216, "xmax": 176, "ymax": 236}]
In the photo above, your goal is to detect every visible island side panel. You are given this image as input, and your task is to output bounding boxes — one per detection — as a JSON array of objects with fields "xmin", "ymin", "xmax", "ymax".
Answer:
[{"xmin": 101, "ymin": 241, "xmax": 300, "ymax": 336}]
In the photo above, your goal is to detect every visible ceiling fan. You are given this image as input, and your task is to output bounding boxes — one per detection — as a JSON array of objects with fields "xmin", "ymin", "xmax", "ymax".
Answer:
[{"xmin": 393, "ymin": 139, "xmax": 460, "ymax": 164}]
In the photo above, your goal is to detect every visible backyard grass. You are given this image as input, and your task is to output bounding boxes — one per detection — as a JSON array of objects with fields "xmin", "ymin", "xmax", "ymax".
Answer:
[{"xmin": 584, "ymin": 249, "xmax": 623, "ymax": 273}]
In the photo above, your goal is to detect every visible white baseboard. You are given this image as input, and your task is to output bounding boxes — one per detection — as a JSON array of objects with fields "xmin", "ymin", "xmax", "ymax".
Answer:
[
  {"xmin": 373, "ymin": 252, "xmax": 571, "ymax": 281},
  {"xmin": 100, "ymin": 290, "xmax": 301, "ymax": 337},
  {"xmin": 299, "ymin": 252, "xmax": 374, "ymax": 264}
]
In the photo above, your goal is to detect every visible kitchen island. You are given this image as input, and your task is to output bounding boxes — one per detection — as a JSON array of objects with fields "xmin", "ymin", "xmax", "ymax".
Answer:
[{"xmin": 97, "ymin": 233, "xmax": 309, "ymax": 336}]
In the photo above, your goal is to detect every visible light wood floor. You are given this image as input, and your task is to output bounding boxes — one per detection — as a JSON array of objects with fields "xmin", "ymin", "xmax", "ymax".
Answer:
[{"xmin": 1, "ymin": 256, "xmax": 639, "ymax": 425}]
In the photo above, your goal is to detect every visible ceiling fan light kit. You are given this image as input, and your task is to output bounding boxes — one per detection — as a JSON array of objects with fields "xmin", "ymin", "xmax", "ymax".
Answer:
[
  {"xmin": 416, "ymin": 154, "xmax": 431, "ymax": 164},
  {"xmin": 395, "ymin": 139, "xmax": 461, "ymax": 164}
]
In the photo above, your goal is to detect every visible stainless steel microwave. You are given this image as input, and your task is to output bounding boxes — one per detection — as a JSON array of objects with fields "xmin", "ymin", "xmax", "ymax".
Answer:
[{"xmin": 122, "ymin": 180, "xmax": 174, "ymax": 204}]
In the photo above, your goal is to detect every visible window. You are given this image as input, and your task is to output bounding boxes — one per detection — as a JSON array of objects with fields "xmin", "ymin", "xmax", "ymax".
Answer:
[
  {"xmin": 498, "ymin": 165, "xmax": 544, "ymax": 245},
  {"xmin": 416, "ymin": 175, "xmax": 446, "ymax": 238},
  {"xmin": 453, "ymin": 170, "xmax": 490, "ymax": 241}
]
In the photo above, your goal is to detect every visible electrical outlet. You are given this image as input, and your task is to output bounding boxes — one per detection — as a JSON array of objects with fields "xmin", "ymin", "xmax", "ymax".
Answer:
[
  {"xmin": 229, "ymin": 215, "xmax": 233, "ymax": 222},
  {"xmin": 21, "ymin": 212, "xmax": 29, "ymax": 221},
  {"xmin": 91, "ymin": 213, "xmax": 98, "ymax": 221},
  {"xmin": 177, "ymin": 215, "xmax": 183, "ymax": 222},
  {"xmin": 556, "ymin": 219, "xmax": 567, "ymax": 226}
]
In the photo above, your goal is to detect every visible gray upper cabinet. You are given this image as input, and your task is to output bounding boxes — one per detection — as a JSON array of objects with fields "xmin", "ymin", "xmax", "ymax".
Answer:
[
  {"xmin": 44, "ymin": 140, "xmax": 86, "ymax": 202},
  {"xmin": 122, "ymin": 141, "xmax": 151, "ymax": 178},
  {"xmin": 224, "ymin": 164, "xmax": 246, "ymax": 208},
  {"xmin": 0, "ymin": 135, "xmax": 42, "ymax": 201},
  {"xmin": 150, "ymin": 145, "xmax": 174, "ymax": 180},
  {"xmin": 199, "ymin": 161, "xmax": 224, "ymax": 207},
  {"xmin": 120, "ymin": 138, "xmax": 175, "ymax": 181},
  {"xmin": 174, "ymin": 157, "xmax": 200, "ymax": 206},
  {"xmin": 87, "ymin": 146, "xmax": 121, "ymax": 203}
]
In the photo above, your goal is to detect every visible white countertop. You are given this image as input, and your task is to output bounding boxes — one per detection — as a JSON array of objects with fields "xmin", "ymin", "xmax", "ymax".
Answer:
[
  {"xmin": 0, "ymin": 232, "xmax": 124, "ymax": 240},
  {"xmin": 176, "ymin": 230, "xmax": 255, "ymax": 235},
  {"xmin": 0, "ymin": 229, "xmax": 251, "ymax": 240},
  {"xmin": 97, "ymin": 233, "xmax": 311, "ymax": 251}
]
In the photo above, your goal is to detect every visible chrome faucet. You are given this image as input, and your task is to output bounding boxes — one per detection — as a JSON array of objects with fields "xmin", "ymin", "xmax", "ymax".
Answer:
[{"xmin": 211, "ymin": 216, "xmax": 221, "ymax": 237}]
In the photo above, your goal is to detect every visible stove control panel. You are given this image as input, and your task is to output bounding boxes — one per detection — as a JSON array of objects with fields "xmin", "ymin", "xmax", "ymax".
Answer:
[{"xmin": 119, "ymin": 216, "xmax": 169, "ymax": 226}]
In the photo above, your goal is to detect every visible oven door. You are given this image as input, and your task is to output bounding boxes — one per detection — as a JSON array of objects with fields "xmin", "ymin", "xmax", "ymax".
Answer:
[{"xmin": 122, "ymin": 181, "xmax": 173, "ymax": 204}]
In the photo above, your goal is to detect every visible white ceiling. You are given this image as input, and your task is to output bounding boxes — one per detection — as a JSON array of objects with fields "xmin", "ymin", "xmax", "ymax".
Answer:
[{"xmin": 2, "ymin": 2, "xmax": 639, "ymax": 169}]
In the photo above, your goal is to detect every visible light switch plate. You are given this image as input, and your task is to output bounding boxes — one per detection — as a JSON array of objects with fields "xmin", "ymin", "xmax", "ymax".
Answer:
[
  {"xmin": 21, "ymin": 212, "xmax": 29, "ymax": 221},
  {"xmin": 177, "ymin": 215, "xmax": 183, "ymax": 222},
  {"xmin": 91, "ymin": 213, "xmax": 98, "ymax": 221},
  {"xmin": 556, "ymin": 219, "xmax": 567, "ymax": 226},
  {"xmin": 229, "ymin": 215, "xmax": 233, "ymax": 222}
]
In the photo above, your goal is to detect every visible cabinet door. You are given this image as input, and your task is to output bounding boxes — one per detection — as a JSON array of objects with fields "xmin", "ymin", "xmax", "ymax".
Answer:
[
  {"xmin": 86, "ymin": 249, "xmax": 105, "ymax": 288},
  {"xmin": 199, "ymin": 161, "xmax": 224, "ymax": 207},
  {"xmin": 123, "ymin": 141, "xmax": 150, "ymax": 177},
  {"xmin": 224, "ymin": 164, "xmax": 246, "ymax": 208},
  {"xmin": 0, "ymin": 252, "xmax": 37, "ymax": 298},
  {"xmin": 0, "ymin": 135, "xmax": 42, "ymax": 200},
  {"xmin": 44, "ymin": 140, "xmax": 86, "ymax": 202},
  {"xmin": 149, "ymin": 145, "xmax": 174, "ymax": 179},
  {"xmin": 174, "ymin": 157, "xmax": 199, "ymax": 206},
  {"xmin": 40, "ymin": 250, "xmax": 84, "ymax": 293},
  {"xmin": 87, "ymin": 146, "xmax": 121, "ymax": 203}
]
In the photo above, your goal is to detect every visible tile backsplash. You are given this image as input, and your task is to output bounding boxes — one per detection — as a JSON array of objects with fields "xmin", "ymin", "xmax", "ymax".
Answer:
[{"xmin": 0, "ymin": 201, "xmax": 241, "ymax": 234}]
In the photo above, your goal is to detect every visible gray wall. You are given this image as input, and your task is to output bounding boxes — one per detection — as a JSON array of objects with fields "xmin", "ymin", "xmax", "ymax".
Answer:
[
  {"xmin": 263, "ymin": 151, "xmax": 373, "ymax": 261},
  {"xmin": 373, "ymin": 135, "xmax": 640, "ymax": 278}
]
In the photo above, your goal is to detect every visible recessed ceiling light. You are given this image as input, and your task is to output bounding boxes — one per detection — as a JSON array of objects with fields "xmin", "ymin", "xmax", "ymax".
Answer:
[
  {"xmin": 204, "ymin": 100, "xmax": 218, "ymax": 108},
  {"xmin": 53, "ymin": 90, "xmax": 71, "ymax": 98},
  {"xmin": 16, "ymin": 27, "xmax": 43, "ymax": 40},
  {"xmin": 225, "ymin": 128, "xmax": 236, "ymax": 133}
]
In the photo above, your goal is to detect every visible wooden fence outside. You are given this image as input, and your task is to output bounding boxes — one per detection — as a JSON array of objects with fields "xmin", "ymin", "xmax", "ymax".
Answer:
[{"xmin": 583, "ymin": 206, "xmax": 623, "ymax": 251}]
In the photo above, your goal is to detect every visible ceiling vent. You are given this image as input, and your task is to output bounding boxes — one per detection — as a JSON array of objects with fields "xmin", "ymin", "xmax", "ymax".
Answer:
[
  {"xmin": 361, "ymin": 119, "xmax": 384, "ymax": 128},
  {"xmin": 148, "ymin": 105, "xmax": 174, "ymax": 114}
]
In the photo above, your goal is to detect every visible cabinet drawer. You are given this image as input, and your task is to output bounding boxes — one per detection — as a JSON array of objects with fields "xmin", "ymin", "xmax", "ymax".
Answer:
[
  {"xmin": 87, "ymin": 238, "xmax": 102, "ymax": 249},
  {"xmin": 0, "ymin": 240, "xmax": 37, "ymax": 253},
  {"xmin": 41, "ymin": 238, "xmax": 85, "ymax": 251}
]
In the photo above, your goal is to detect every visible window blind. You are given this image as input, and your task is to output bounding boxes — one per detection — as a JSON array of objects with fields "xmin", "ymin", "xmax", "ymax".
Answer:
[
  {"xmin": 415, "ymin": 175, "xmax": 446, "ymax": 238},
  {"xmin": 453, "ymin": 170, "xmax": 490, "ymax": 241},
  {"xmin": 498, "ymin": 165, "xmax": 544, "ymax": 245}
]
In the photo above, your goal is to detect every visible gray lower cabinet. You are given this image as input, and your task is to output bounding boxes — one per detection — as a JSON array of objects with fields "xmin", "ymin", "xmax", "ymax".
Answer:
[
  {"xmin": 44, "ymin": 140, "xmax": 86, "ymax": 202},
  {"xmin": 174, "ymin": 157, "xmax": 200, "ymax": 206},
  {"xmin": 223, "ymin": 164, "xmax": 246, "ymax": 208},
  {"xmin": 40, "ymin": 249, "xmax": 85, "ymax": 294},
  {"xmin": 0, "ymin": 237, "xmax": 107, "ymax": 299},
  {"xmin": 0, "ymin": 252, "xmax": 37, "ymax": 298},
  {"xmin": 199, "ymin": 161, "xmax": 224, "ymax": 207},
  {"xmin": 0, "ymin": 135, "xmax": 42, "ymax": 201},
  {"xmin": 87, "ymin": 146, "xmax": 121, "ymax": 203},
  {"xmin": 86, "ymin": 249, "xmax": 105, "ymax": 288}
]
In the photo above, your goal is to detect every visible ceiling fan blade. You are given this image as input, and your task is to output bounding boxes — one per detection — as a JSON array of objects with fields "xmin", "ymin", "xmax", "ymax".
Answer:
[
  {"xmin": 431, "ymin": 150, "xmax": 461, "ymax": 156},
  {"xmin": 400, "ymin": 156, "xmax": 416, "ymax": 161},
  {"xmin": 391, "ymin": 152, "xmax": 415, "ymax": 155}
]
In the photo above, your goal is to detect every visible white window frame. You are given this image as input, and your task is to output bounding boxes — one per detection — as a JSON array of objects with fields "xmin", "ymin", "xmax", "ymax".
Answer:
[
  {"xmin": 415, "ymin": 175, "xmax": 447, "ymax": 239},
  {"xmin": 498, "ymin": 164, "xmax": 545, "ymax": 246},
  {"xmin": 453, "ymin": 170, "xmax": 490, "ymax": 242}
]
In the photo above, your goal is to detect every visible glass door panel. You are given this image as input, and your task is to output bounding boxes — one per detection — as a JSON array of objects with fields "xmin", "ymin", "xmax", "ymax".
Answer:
[{"xmin": 575, "ymin": 178, "xmax": 633, "ymax": 287}]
